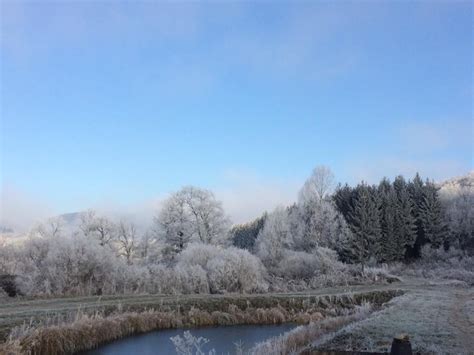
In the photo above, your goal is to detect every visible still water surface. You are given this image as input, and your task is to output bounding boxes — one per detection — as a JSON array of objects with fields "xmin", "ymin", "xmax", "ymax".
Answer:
[{"xmin": 84, "ymin": 323, "xmax": 296, "ymax": 354}]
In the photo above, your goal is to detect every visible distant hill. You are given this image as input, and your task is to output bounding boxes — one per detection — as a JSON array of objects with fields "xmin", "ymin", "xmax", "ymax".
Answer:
[
  {"xmin": 0, "ymin": 226, "xmax": 14, "ymax": 234},
  {"xmin": 0, "ymin": 212, "xmax": 85, "ymax": 243},
  {"xmin": 58, "ymin": 212, "xmax": 84, "ymax": 225},
  {"xmin": 438, "ymin": 171, "xmax": 474, "ymax": 198}
]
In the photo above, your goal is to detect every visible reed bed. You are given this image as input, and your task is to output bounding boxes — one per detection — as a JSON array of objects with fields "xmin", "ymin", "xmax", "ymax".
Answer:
[{"xmin": 250, "ymin": 302, "xmax": 373, "ymax": 355}]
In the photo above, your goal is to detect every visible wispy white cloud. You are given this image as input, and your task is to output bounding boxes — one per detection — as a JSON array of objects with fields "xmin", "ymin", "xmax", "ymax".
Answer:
[{"xmin": 213, "ymin": 169, "xmax": 300, "ymax": 224}]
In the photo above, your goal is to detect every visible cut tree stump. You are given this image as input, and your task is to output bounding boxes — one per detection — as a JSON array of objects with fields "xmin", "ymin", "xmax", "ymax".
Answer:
[{"xmin": 390, "ymin": 334, "xmax": 413, "ymax": 355}]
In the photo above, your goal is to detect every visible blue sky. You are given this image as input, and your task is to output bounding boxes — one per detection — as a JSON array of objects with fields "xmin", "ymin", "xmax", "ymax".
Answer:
[{"xmin": 1, "ymin": 1, "xmax": 472, "ymax": 228}]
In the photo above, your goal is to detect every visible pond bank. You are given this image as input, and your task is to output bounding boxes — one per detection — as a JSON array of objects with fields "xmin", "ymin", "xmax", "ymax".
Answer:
[{"xmin": 0, "ymin": 289, "xmax": 402, "ymax": 355}]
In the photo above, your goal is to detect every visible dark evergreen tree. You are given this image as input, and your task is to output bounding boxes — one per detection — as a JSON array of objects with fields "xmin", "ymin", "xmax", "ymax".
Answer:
[
  {"xmin": 231, "ymin": 213, "xmax": 267, "ymax": 251},
  {"xmin": 379, "ymin": 184, "xmax": 400, "ymax": 261},
  {"xmin": 333, "ymin": 183, "xmax": 356, "ymax": 224},
  {"xmin": 395, "ymin": 180, "xmax": 417, "ymax": 257},
  {"xmin": 348, "ymin": 183, "xmax": 382, "ymax": 269},
  {"xmin": 420, "ymin": 181, "xmax": 447, "ymax": 248},
  {"xmin": 378, "ymin": 177, "xmax": 392, "ymax": 194},
  {"xmin": 407, "ymin": 173, "xmax": 426, "ymax": 258},
  {"xmin": 334, "ymin": 173, "xmax": 449, "ymax": 263}
]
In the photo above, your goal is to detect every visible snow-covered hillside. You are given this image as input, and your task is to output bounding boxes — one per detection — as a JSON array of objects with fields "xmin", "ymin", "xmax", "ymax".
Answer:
[{"xmin": 438, "ymin": 171, "xmax": 474, "ymax": 198}]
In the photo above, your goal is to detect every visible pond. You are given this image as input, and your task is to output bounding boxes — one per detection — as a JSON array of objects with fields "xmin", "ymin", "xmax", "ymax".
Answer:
[{"xmin": 83, "ymin": 323, "xmax": 296, "ymax": 354}]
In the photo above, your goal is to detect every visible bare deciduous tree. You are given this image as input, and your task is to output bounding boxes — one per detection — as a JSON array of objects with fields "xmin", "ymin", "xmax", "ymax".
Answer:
[
  {"xmin": 117, "ymin": 221, "xmax": 137, "ymax": 264},
  {"xmin": 34, "ymin": 217, "xmax": 64, "ymax": 239},
  {"xmin": 80, "ymin": 210, "xmax": 116, "ymax": 247},
  {"xmin": 299, "ymin": 165, "xmax": 335, "ymax": 204}
]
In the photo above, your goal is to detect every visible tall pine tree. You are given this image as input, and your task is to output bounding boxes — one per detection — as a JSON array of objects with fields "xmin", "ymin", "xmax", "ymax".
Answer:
[
  {"xmin": 420, "ymin": 181, "xmax": 447, "ymax": 248},
  {"xmin": 391, "ymin": 175, "xmax": 417, "ymax": 259},
  {"xmin": 379, "ymin": 184, "xmax": 401, "ymax": 261},
  {"xmin": 348, "ymin": 183, "xmax": 382, "ymax": 269},
  {"xmin": 333, "ymin": 183, "xmax": 355, "ymax": 219},
  {"xmin": 407, "ymin": 173, "xmax": 426, "ymax": 258}
]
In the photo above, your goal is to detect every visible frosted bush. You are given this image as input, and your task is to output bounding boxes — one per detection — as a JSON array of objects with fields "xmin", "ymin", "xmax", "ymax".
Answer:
[
  {"xmin": 313, "ymin": 247, "xmax": 346, "ymax": 274},
  {"xmin": 272, "ymin": 247, "xmax": 345, "ymax": 280},
  {"xmin": 177, "ymin": 243, "xmax": 268, "ymax": 293},
  {"xmin": 147, "ymin": 264, "xmax": 181, "ymax": 294},
  {"xmin": 15, "ymin": 234, "xmax": 135, "ymax": 296},
  {"xmin": 145, "ymin": 264, "xmax": 209, "ymax": 294},
  {"xmin": 178, "ymin": 243, "xmax": 221, "ymax": 268},
  {"xmin": 275, "ymin": 250, "xmax": 318, "ymax": 279},
  {"xmin": 175, "ymin": 264, "xmax": 210, "ymax": 294}
]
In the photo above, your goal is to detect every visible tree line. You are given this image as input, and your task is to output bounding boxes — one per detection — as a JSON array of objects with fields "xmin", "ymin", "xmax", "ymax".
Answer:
[
  {"xmin": 333, "ymin": 174, "xmax": 448, "ymax": 267},
  {"xmin": 0, "ymin": 166, "xmax": 471, "ymax": 297}
]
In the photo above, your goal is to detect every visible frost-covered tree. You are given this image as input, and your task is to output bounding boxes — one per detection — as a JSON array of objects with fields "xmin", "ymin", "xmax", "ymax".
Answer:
[
  {"xmin": 80, "ymin": 210, "xmax": 116, "ymax": 247},
  {"xmin": 179, "ymin": 186, "xmax": 231, "ymax": 245},
  {"xmin": 299, "ymin": 165, "xmax": 335, "ymax": 204},
  {"xmin": 293, "ymin": 199, "xmax": 350, "ymax": 252},
  {"xmin": 136, "ymin": 230, "xmax": 158, "ymax": 262},
  {"xmin": 155, "ymin": 192, "xmax": 193, "ymax": 256},
  {"xmin": 33, "ymin": 217, "xmax": 64, "ymax": 239},
  {"xmin": 0, "ymin": 239, "xmax": 19, "ymax": 275},
  {"xmin": 256, "ymin": 207, "xmax": 294, "ymax": 268},
  {"xmin": 154, "ymin": 186, "xmax": 231, "ymax": 257},
  {"xmin": 441, "ymin": 185, "xmax": 474, "ymax": 251},
  {"xmin": 292, "ymin": 166, "xmax": 351, "ymax": 252},
  {"xmin": 117, "ymin": 221, "xmax": 138, "ymax": 264}
]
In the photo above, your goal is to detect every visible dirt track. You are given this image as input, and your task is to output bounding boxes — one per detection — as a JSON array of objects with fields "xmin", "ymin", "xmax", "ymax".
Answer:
[
  {"xmin": 312, "ymin": 279, "xmax": 474, "ymax": 354},
  {"xmin": 448, "ymin": 290, "xmax": 474, "ymax": 352}
]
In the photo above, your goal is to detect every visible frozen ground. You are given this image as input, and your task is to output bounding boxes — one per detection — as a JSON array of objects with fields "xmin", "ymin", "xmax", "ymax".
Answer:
[{"xmin": 313, "ymin": 281, "xmax": 474, "ymax": 354}]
